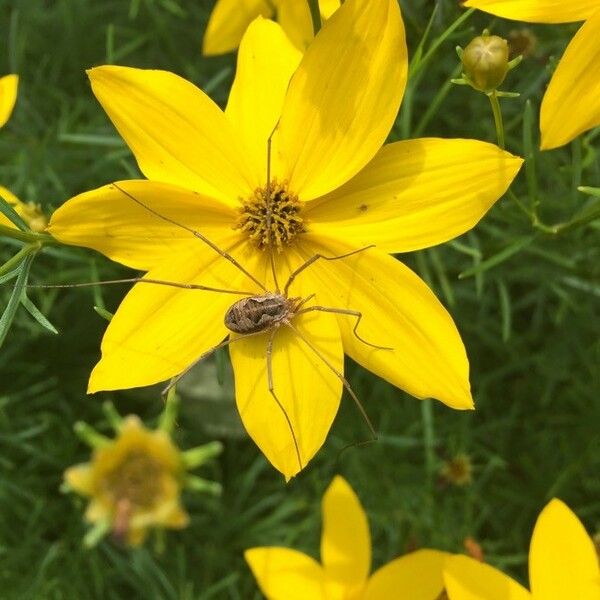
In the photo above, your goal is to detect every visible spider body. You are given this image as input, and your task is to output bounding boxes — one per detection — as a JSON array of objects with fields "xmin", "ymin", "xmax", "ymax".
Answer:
[{"xmin": 224, "ymin": 293, "xmax": 302, "ymax": 335}]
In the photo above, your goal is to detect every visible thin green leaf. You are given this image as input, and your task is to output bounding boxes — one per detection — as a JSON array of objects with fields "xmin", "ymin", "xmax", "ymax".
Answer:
[
  {"xmin": 459, "ymin": 236, "xmax": 535, "ymax": 279},
  {"xmin": 0, "ymin": 193, "xmax": 29, "ymax": 231},
  {"xmin": 0, "ymin": 254, "xmax": 33, "ymax": 349},
  {"xmin": 20, "ymin": 294, "xmax": 59, "ymax": 335}
]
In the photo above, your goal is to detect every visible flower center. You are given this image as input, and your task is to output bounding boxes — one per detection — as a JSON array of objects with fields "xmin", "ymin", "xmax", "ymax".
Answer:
[
  {"xmin": 236, "ymin": 180, "xmax": 305, "ymax": 251},
  {"xmin": 104, "ymin": 451, "xmax": 164, "ymax": 509}
]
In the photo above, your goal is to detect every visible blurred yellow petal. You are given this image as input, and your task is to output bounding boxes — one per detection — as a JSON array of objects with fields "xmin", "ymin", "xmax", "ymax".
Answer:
[
  {"xmin": 202, "ymin": 0, "xmax": 274, "ymax": 56},
  {"xmin": 320, "ymin": 476, "xmax": 370, "ymax": 590},
  {"xmin": 307, "ymin": 139, "xmax": 523, "ymax": 253},
  {"xmin": 0, "ymin": 74, "xmax": 18, "ymax": 127},
  {"xmin": 0, "ymin": 185, "xmax": 23, "ymax": 229},
  {"xmin": 279, "ymin": 0, "xmax": 407, "ymax": 200},
  {"xmin": 245, "ymin": 548, "xmax": 328, "ymax": 600},
  {"xmin": 365, "ymin": 550, "xmax": 448, "ymax": 600},
  {"xmin": 463, "ymin": 0, "xmax": 597, "ymax": 23},
  {"xmin": 87, "ymin": 66, "xmax": 255, "ymax": 204},
  {"xmin": 298, "ymin": 235, "xmax": 473, "ymax": 409},
  {"xmin": 540, "ymin": 12, "xmax": 600, "ymax": 150},
  {"xmin": 64, "ymin": 464, "xmax": 95, "ymax": 496},
  {"xmin": 444, "ymin": 555, "xmax": 532, "ymax": 600},
  {"xmin": 48, "ymin": 180, "xmax": 236, "ymax": 271},
  {"xmin": 225, "ymin": 18, "xmax": 301, "ymax": 182},
  {"xmin": 529, "ymin": 498, "xmax": 600, "ymax": 600},
  {"xmin": 88, "ymin": 236, "xmax": 260, "ymax": 392}
]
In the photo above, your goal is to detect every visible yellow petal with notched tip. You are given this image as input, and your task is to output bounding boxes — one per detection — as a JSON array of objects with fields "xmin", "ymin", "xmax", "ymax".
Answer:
[
  {"xmin": 202, "ymin": 0, "xmax": 274, "ymax": 56},
  {"xmin": 444, "ymin": 554, "xmax": 532, "ymax": 600},
  {"xmin": 87, "ymin": 66, "xmax": 256, "ymax": 204},
  {"xmin": 229, "ymin": 248, "xmax": 343, "ymax": 479},
  {"xmin": 307, "ymin": 139, "xmax": 523, "ymax": 253},
  {"xmin": 278, "ymin": 0, "xmax": 407, "ymax": 201},
  {"xmin": 463, "ymin": 0, "xmax": 598, "ymax": 23},
  {"xmin": 88, "ymin": 235, "xmax": 262, "ymax": 393},
  {"xmin": 321, "ymin": 476, "xmax": 370, "ymax": 590},
  {"xmin": 540, "ymin": 12, "xmax": 600, "ymax": 150},
  {"xmin": 0, "ymin": 74, "xmax": 18, "ymax": 127},
  {"xmin": 245, "ymin": 547, "xmax": 328, "ymax": 600},
  {"xmin": 296, "ymin": 235, "xmax": 473, "ymax": 410},
  {"xmin": 48, "ymin": 180, "xmax": 236, "ymax": 271},
  {"xmin": 529, "ymin": 499, "xmax": 600, "ymax": 600},
  {"xmin": 365, "ymin": 550, "xmax": 448, "ymax": 600},
  {"xmin": 226, "ymin": 18, "xmax": 301, "ymax": 185}
]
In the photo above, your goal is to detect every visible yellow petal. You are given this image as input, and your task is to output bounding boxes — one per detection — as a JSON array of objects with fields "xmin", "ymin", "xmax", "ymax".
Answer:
[
  {"xmin": 529, "ymin": 499, "xmax": 600, "ymax": 600},
  {"xmin": 225, "ymin": 18, "xmax": 301, "ymax": 183},
  {"xmin": 87, "ymin": 66, "xmax": 255, "ymax": 204},
  {"xmin": 202, "ymin": 0, "xmax": 274, "ymax": 56},
  {"xmin": 0, "ymin": 74, "xmax": 18, "ymax": 127},
  {"xmin": 540, "ymin": 12, "xmax": 600, "ymax": 150},
  {"xmin": 88, "ymin": 235, "xmax": 260, "ymax": 392},
  {"xmin": 276, "ymin": 1, "xmax": 314, "ymax": 51},
  {"xmin": 297, "ymin": 235, "xmax": 473, "ymax": 409},
  {"xmin": 48, "ymin": 180, "xmax": 236, "ymax": 271},
  {"xmin": 229, "ymin": 249, "xmax": 343, "ymax": 479},
  {"xmin": 278, "ymin": 0, "xmax": 407, "ymax": 201},
  {"xmin": 365, "ymin": 550, "xmax": 448, "ymax": 600},
  {"xmin": 245, "ymin": 547, "xmax": 328, "ymax": 600},
  {"xmin": 64, "ymin": 464, "xmax": 95, "ymax": 496},
  {"xmin": 444, "ymin": 555, "xmax": 532, "ymax": 600},
  {"xmin": 0, "ymin": 185, "xmax": 23, "ymax": 229},
  {"xmin": 463, "ymin": 0, "xmax": 598, "ymax": 23},
  {"xmin": 320, "ymin": 476, "xmax": 370, "ymax": 589},
  {"xmin": 307, "ymin": 139, "xmax": 523, "ymax": 253}
]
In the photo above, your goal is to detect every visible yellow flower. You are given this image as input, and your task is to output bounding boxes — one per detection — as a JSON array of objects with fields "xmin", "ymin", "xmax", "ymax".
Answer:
[
  {"xmin": 246, "ymin": 476, "xmax": 449, "ymax": 600},
  {"xmin": 0, "ymin": 74, "xmax": 18, "ymax": 128},
  {"xmin": 48, "ymin": 0, "xmax": 522, "ymax": 479},
  {"xmin": 0, "ymin": 186, "xmax": 48, "ymax": 233},
  {"xmin": 444, "ymin": 498, "xmax": 600, "ymax": 600},
  {"xmin": 64, "ymin": 415, "xmax": 189, "ymax": 546},
  {"xmin": 463, "ymin": 0, "xmax": 600, "ymax": 149},
  {"xmin": 202, "ymin": 0, "xmax": 340, "ymax": 55}
]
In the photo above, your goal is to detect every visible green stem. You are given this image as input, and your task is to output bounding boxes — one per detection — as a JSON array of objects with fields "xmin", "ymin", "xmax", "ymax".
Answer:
[
  {"xmin": 0, "ymin": 223, "xmax": 55, "ymax": 245},
  {"xmin": 422, "ymin": 400, "xmax": 436, "ymax": 489},
  {"xmin": 488, "ymin": 90, "xmax": 505, "ymax": 149},
  {"xmin": 159, "ymin": 385, "xmax": 179, "ymax": 433},
  {"xmin": 0, "ymin": 243, "xmax": 40, "ymax": 277},
  {"xmin": 307, "ymin": 0, "xmax": 321, "ymax": 36}
]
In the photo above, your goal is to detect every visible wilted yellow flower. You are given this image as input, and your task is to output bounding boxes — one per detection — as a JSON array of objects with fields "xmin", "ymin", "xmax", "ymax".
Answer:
[
  {"xmin": 0, "ymin": 186, "xmax": 48, "ymax": 233},
  {"xmin": 49, "ymin": 0, "xmax": 522, "ymax": 480},
  {"xmin": 246, "ymin": 476, "xmax": 449, "ymax": 599},
  {"xmin": 464, "ymin": 0, "xmax": 600, "ymax": 149},
  {"xmin": 440, "ymin": 453, "xmax": 473, "ymax": 486},
  {"xmin": 444, "ymin": 498, "xmax": 600, "ymax": 600},
  {"xmin": 65, "ymin": 415, "xmax": 190, "ymax": 546},
  {"xmin": 203, "ymin": 0, "xmax": 340, "ymax": 55},
  {"xmin": 0, "ymin": 74, "xmax": 18, "ymax": 128}
]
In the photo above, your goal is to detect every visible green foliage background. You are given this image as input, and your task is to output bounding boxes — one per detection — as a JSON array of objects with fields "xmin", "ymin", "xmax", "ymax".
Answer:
[{"xmin": 0, "ymin": 0, "xmax": 599, "ymax": 597}]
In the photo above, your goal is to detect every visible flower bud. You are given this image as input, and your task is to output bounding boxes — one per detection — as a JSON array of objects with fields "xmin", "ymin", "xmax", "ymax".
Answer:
[{"xmin": 462, "ymin": 34, "xmax": 509, "ymax": 93}]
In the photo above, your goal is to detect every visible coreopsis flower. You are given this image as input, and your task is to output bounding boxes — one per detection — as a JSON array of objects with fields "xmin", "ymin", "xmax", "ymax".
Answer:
[
  {"xmin": 0, "ymin": 74, "xmax": 18, "ymax": 128},
  {"xmin": 48, "ymin": 0, "xmax": 522, "ymax": 479},
  {"xmin": 444, "ymin": 498, "xmax": 600, "ymax": 600},
  {"xmin": 464, "ymin": 0, "xmax": 600, "ymax": 149},
  {"xmin": 246, "ymin": 476, "xmax": 449, "ymax": 599},
  {"xmin": 64, "ymin": 413, "xmax": 221, "ymax": 546},
  {"xmin": 202, "ymin": 0, "xmax": 340, "ymax": 55},
  {"xmin": 0, "ymin": 186, "xmax": 47, "ymax": 232}
]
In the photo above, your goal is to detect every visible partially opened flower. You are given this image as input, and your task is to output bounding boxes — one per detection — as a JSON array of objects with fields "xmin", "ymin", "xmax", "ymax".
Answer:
[
  {"xmin": 463, "ymin": 0, "xmax": 600, "ymax": 149},
  {"xmin": 444, "ymin": 498, "xmax": 600, "ymax": 600},
  {"xmin": 246, "ymin": 476, "xmax": 449, "ymax": 600},
  {"xmin": 0, "ymin": 74, "xmax": 18, "ymax": 128},
  {"xmin": 0, "ymin": 186, "xmax": 47, "ymax": 232},
  {"xmin": 49, "ymin": 0, "xmax": 522, "ymax": 479},
  {"xmin": 202, "ymin": 0, "xmax": 340, "ymax": 55}
]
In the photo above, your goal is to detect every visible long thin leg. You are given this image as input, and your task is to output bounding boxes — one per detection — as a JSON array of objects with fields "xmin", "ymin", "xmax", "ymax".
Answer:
[
  {"xmin": 297, "ymin": 306, "xmax": 393, "ymax": 350},
  {"xmin": 266, "ymin": 329, "xmax": 303, "ymax": 472},
  {"xmin": 112, "ymin": 183, "xmax": 267, "ymax": 292},
  {"xmin": 283, "ymin": 245, "xmax": 375, "ymax": 296},
  {"xmin": 27, "ymin": 277, "xmax": 254, "ymax": 296},
  {"xmin": 285, "ymin": 322, "xmax": 377, "ymax": 441}
]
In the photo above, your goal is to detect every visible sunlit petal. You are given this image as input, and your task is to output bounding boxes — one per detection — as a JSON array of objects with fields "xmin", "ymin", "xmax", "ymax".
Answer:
[
  {"xmin": 0, "ymin": 74, "xmax": 18, "ymax": 127},
  {"xmin": 444, "ymin": 554, "xmax": 532, "ymax": 600},
  {"xmin": 463, "ymin": 0, "xmax": 597, "ymax": 23},
  {"xmin": 540, "ymin": 12, "xmax": 600, "ymax": 150},
  {"xmin": 276, "ymin": 0, "xmax": 313, "ymax": 51},
  {"xmin": 278, "ymin": 0, "xmax": 407, "ymax": 201},
  {"xmin": 529, "ymin": 499, "xmax": 600, "ymax": 600},
  {"xmin": 48, "ymin": 180, "xmax": 236, "ymax": 271},
  {"xmin": 307, "ymin": 139, "xmax": 522, "ymax": 252},
  {"xmin": 88, "ymin": 66, "xmax": 255, "ymax": 204}
]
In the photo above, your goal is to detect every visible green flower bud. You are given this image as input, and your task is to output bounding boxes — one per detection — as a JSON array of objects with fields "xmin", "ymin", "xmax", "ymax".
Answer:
[{"xmin": 462, "ymin": 34, "xmax": 509, "ymax": 93}]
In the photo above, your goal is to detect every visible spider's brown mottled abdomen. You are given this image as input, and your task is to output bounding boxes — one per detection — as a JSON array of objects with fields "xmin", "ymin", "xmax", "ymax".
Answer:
[{"xmin": 224, "ymin": 293, "xmax": 297, "ymax": 334}]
